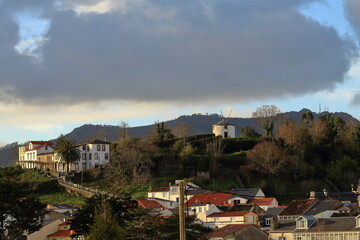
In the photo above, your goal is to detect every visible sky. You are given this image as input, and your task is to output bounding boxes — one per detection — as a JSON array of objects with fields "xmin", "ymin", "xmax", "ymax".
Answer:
[{"xmin": 0, "ymin": 0, "xmax": 360, "ymax": 145}]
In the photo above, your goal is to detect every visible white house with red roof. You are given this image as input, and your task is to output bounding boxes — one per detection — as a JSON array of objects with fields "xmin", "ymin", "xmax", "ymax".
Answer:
[
  {"xmin": 249, "ymin": 198, "xmax": 278, "ymax": 211},
  {"xmin": 18, "ymin": 141, "xmax": 54, "ymax": 169},
  {"xmin": 190, "ymin": 203, "xmax": 221, "ymax": 222},
  {"xmin": 206, "ymin": 211, "xmax": 259, "ymax": 229}
]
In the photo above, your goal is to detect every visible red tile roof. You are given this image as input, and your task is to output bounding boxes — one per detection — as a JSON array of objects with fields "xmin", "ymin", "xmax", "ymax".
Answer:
[
  {"xmin": 207, "ymin": 224, "xmax": 259, "ymax": 238},
  {"xmin": 25, "ymin": 143, "xmax": 54, "ymax": 152},
  {"xmin": 207, "ymin": 211, "xmax": 252, "ymax": 218},
  {"xmin": 279, "ymin": 199, "xmax": 317, "ymax": 216},
  {"xmin": 187, "ymin": 193, "xmax": 232, "ymax": 207},
  {"xmin": 137, "ymin": 200, "xmax": 164, "ymax": 209},
  {"xmin": 149, "ymin": 187, "xmax": 170, "ymax": 192},
  {"xmin": 47, "ymin": 230, "xmax": 75, "ymax": 237},
  {"xmin": 250, "ymin": 198, "xmax": 275, "ymax": 206}
]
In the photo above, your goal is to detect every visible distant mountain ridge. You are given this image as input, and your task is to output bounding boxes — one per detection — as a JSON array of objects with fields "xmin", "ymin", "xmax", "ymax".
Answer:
[{"xmin": 0, "ymin": 109, "xmax": 358, "ymax": 167}]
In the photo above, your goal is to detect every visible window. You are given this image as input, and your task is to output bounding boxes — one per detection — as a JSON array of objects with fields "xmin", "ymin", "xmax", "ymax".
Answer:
[
  {"xmin": 82, "ymin": 145, "xmax": 86, "ymax": 151},
  {"xmin": 266, "ymin": 218, "xmax": 271, "ymax": 225},
  {"xmin": 105, "ymin": 153, "xmax": 109, "ymax": 160},
  {"xmin": 63, "ymin": 226, "xmax": 69, "ymax": 230},
  {"xmin": 95, "ymin": 153, "xmax": 98, "ymax": 160},
  {"xmin": 87, "ymin": 146, "xmax": 90, "ymax": 151},
  {"xmin": 95, "ymin": 163, "xmax": 99, "ymax": 168},
  {"xmin": 89, "ymin": 163, "xmax": 92, "ymax": 168},
  {"xmin": 172, "ymin": 187, "xmax": 178, "ymax": 192},
  {"xmin": 89, "ymin": 153, "xmax": 92, "ymax": 160},
  {"xmin": 224, "ymin": 132, "xmax": 228, "ymax": 138},
  {"xmin": 82, "ymin": 163, "xmax": 86, "ymax": 170},
  {"xmin": 97, "ymin": 144, "xmax": 100, "ymax": 151},
  {"xmin": 176, "ymin": 197, "xmax": 179, "ymax": 203},
  {"xmin": 199, "ymin": 207, "xmax": 202, "ymax": 213},
  {"xmin": 82, "ymin": 153, "xmax": 86, "ymax": 160},
  {"xmin": 102, "ymin": 145, "xmax": 105, "ymax": 151},
  {"xmin": 247, "ymin": 215, "xmax": 254, "ymax": 223},
  {"xmin": 162, "ymin": 192, "xmax": 167, "ymax": 198}
]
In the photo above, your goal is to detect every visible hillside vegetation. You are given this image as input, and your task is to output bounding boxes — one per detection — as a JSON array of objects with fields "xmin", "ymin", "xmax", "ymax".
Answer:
[{"xmin": 65, "ymin": 110, "xmax": 360, "ymax": 204}]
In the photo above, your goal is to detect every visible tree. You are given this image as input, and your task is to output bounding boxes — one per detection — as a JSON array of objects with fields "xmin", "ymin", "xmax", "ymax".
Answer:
[
  {"xmin": 0, "ymin": 177, "xmax": 46, "ymax": 240},
  {"xmin": 118, "ymin": 120, "xmax": 129, "ymax": 140},
  {"xmin": 171, "ymin": 123, "xmax": 192, "ymax": 140},
  {"xmin": 327, "ymin": 156, "xmax": 360, "ymax": 191},
  {"xmin": 240, "ymin": 126, "xmax": 261, "ymax": 139},
  {"xmin": 56, "ymin": 136, "xmax": 81, "ymax": 173},
  {"xmin": 106, "ymin": 139, "xmax": 155, "ymax": 185},
  {"xmin": 71, "ymin": 196, "xmax": 137, "ymax": 237},
  {"xmin": 206, "ymin": 137, "xmax": 224, "ymax": 158},
  {"xmin": 252, "ymin": 105, "xmax": 282, "ymax": 137},
  {"xmin": 87, "ymin": 200, "xmax": 124, "ymax": 240},
  {"xmin": 247, "ymin": 141, "xmax": 286, "ymax": 176}
]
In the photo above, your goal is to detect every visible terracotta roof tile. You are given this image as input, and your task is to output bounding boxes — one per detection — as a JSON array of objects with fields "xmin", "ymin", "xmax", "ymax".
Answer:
[
  {"xmin": 250, "ymin": 198, "xmax": 275, "ymax": 205},
  {"xmin": 137, "ymin": 200, "xmax": 164, "ymax": 209},
  {"xmin": 187, "ymin": 193, "xmax": 232, "ymax": 207},
  {"xmin": 279, "ymin": 199, "xmax": 317, "ymax": 216}
]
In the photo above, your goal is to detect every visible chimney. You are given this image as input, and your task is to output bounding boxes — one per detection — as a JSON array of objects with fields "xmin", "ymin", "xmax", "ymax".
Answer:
[
  {"xmin": 270, "ymin": 216, "xmax": 279, "ymax": 231},
  {"xmin": 309, "ymin": 191, "xmax": 315, "ymax": 199}
]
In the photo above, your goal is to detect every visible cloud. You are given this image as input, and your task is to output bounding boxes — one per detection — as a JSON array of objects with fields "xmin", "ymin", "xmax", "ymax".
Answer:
[
  {"xmin": 344, "ymin": 0, "xmax": 360, "ymax": 41},
  {"xmin": 0, "ymin": 0, "xmax": 358, "ymax": 106}
]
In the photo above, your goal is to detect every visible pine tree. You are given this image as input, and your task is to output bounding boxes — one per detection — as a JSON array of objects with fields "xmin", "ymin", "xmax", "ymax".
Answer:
[{"xmin": 87, "ymin": 200, "xmax": 124, "ymax": 240}]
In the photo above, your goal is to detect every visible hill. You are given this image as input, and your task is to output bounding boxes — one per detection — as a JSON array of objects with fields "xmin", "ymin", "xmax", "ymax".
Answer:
[{"xmin": 0, "ymin": 109, "xmax": 358, "ymax": 167}]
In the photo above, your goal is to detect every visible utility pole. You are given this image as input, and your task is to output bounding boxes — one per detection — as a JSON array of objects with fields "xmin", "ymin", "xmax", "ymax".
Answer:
[{"xmin": 179, "ymin": 181, "xmax": 186, "ymax": 240}]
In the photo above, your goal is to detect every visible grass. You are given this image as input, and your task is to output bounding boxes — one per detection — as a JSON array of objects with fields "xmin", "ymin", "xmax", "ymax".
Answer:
[{"xmin": 39, "ymin": 192, "xmax": 86, "ymax": 206}]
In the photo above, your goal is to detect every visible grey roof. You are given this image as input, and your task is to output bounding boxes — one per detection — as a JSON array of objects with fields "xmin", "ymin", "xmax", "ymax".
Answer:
[
  {"xmin": 265, "ymin": 207, "xmax": 286, "ymax": 217},
  {"xmin": 272, "ymin": 220, "xmax": 297, "ymax": 231},
  {"xmin": 294, "ymin": 217, "xmax": 358, "ymax": 232},
  {"xmin": 303, "ymin": 200, "xmax": 342, "ymax": 216},
  {"xmin": 84, "ymin": 139, "xmax": 111, "ymax": 145},
  {"xmin": 230, "ymin": 188, "xmax": 264, "ymax": 199},
  {"xmin": 311, "ymin": 192, "xmax": 358, "ymax": 203},
  {"xmin": 213, "ymin": 119, "xmax": 235, "ymax": 126},
  {"xmin": 186, "ymin": 189, "xmax": 212, "ymax": 196}
]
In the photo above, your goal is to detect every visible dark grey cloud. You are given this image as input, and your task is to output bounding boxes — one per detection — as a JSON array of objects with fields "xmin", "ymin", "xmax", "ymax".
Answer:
[
  {"xmin": 344, "ymin": 0, "xmax": 360, "ymax": 41},
  {"xmin": 0, "ymin": 0, "xmax": 358, "ymax": 105}
]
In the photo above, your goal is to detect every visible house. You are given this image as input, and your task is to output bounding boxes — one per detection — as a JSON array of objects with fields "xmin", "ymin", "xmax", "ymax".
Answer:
[
  {"xmin": 137, "ymin": 199, "xmax": 164, "ymax": 209},
  {"xmin": 190, "ymin": 203, "xmax": 222, "ymax": 222},
  {"xmin": 212, "ymin": 120, "xmax": 235, "ymax": 138},
  {"xmin": 55, "ymin": 139, "xmax": 111, "ymax": 172},
  {"xmin": 278, "ymin": 199, "xmax": 317, "ymax": 220},
  {"xmin": 18, "ymin": 141, "xmax": 54, "ymax": 169},
  {"xmin": 269, "ymin": 215, "xmax": 360, "ymax": 240},
  {"xmin": 310, "ymin": 191, "xmax": 358, "ymax": 203},
  {"xmin": 29, "ymin": 219, "xmax": 64, "ymax": 240},
  {"xmin": 147, "ymin": 181, "xmax": 209, "ymax": 207},
  {"xmin": 46, "ymin": 221, "xmax": 79, "ymax": 240},
  {"xmin": 249, "ymin": 197, "xmax": 278, "ymax": 211},
  {"xmin": 187, "ymin": 192, "xmax": 247, "ymax": 208},
  {"xmin": 207, "ymin": 224, "xmax": 268, "ymax": 240},
  {"xmin": 302, "ymin": 200, "xmax": 342, "ymax": 218},
  {"xmin": 230, "ymin": 188, "xmax": 265, "ymax": 199},
  {"xmin": 263, "ymin": 206, "xmax": 286, "ymax": 229},
  {"xmin": 206, "ymin": 211, "xmax": 258, "ymax": 229},
  {"xmin": 18, "ymin": 139, "xmax": 111, "ymax": 172}
]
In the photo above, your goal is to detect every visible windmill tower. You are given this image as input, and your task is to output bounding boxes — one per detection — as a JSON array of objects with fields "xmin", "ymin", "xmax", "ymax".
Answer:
[{"xmin": 212, "ymin": 110, "xmax": 236, "ymax": 138}]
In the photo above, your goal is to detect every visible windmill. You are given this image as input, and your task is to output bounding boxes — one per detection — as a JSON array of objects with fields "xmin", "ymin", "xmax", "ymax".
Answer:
[{"xmin": 213, "ymin": 109, "xmax": 235, "ymax": 138}]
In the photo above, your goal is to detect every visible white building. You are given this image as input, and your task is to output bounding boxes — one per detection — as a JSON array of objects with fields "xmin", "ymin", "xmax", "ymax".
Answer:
[
  {"xmin": 212, "ymin": 120, "xmax": 235, "ymax": 138},
  {"xmin": 55, "ymin": 139, "xmax": 110, "ymax": 172},
  {"xmin": 18, "ymin": 139, "xmax": 111, "ymax": 172},
  {"xmin": 18, "ymin": 141, "xmax": 54, "ymax": 169}
]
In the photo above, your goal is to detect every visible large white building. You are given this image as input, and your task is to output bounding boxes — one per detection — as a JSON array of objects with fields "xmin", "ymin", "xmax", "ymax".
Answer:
[
  {"xmin": 55, "ymin": 139, "xmax": 110, "ymax": 172},
  {"xmin": 212, "ymin": 120, "xmax": 235, "ymax": 138},
  {"xmin": 18, "ymin": 139, "xmax": 111, "ymax": 172}
]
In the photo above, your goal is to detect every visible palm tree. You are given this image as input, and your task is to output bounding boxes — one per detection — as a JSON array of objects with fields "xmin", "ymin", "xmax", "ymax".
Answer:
[{"xmin": 57, "ymin": 136, "xmax": 81, "ymax": 173}]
